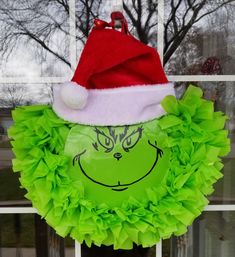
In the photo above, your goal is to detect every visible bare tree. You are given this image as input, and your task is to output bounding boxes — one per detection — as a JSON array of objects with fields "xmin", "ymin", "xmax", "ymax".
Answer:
[
  {"xmin": 0, "ymin": 0, "xmax": 102, "ymax": 68},
  {"xmin": 164, "ymin": 0, "xmax": 235, "ymax": 65},
  {"xmin": 0, "ymin": 0, "xmax": 70, "ymax": 66},
  {"xmin": 75, "ymin": 0, "xmax": 103, "ymax": 44},
  {"xmin": 164, "ymin": 25, "xmax": 203, "ymax": 75},
  {"xmin": 38, "ymin": 84, "xmax": 53, "ymax": 104},
  {"xmin": 0, "ymin": 84, "xmax": 30, "ymax": 107},
  {"xmin": 123, "ymin": 0, "xmax": 235, "ymax": 64},
  {"xmin": 1, "ymin": 0, "xmax": 235, "ymax": 69},
  {"xmin": 123, "ymin": 0, "xmax": 158, "ymax": 45}
]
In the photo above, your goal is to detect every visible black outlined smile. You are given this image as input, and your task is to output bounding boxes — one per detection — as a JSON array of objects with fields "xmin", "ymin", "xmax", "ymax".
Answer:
[{"xmin": 73, "ymin": 140, "xmax": 163, "ymax": 192}]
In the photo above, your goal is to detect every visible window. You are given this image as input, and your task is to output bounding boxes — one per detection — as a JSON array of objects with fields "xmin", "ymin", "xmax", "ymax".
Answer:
[{"xmin": 0, "ymin": 1, "xmax": 235, "ymax": 257}]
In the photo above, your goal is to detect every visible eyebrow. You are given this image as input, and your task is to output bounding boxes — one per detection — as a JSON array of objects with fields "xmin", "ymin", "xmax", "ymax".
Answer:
[
  {"xmin": 108, "ymin": 127, "xmax": 118, "ymax": 143},
  {"xmin": 119, "ymin": 126, "xmax": 129, "ymax": 142}
]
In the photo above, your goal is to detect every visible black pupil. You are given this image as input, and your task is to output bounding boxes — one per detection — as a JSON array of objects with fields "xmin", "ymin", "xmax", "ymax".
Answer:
[
  {"xmin": 126, "ymin": 137, "xmax": 132, "ymax": 146},
  {"xmin": 105, "ymin": 137, "xmax": 110, "ymax": 146}
]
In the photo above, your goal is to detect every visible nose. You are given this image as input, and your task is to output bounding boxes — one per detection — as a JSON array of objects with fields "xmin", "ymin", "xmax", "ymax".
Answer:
[{"xmin": 113, "ymin": 152, "xmax": 122, "ymax": 160}]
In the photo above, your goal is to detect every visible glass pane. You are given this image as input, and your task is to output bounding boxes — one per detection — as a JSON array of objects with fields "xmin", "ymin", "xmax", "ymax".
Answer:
[
  {"xmin": 0, "ymin": 83, "xmax": 52, "ymax": 107},
  {"xmin": 75, "ymin": 0, "xmax": 158, "ymax": 58},
  {"xmin": 164, "ymin": 1, "xmax": 235, "ymax": 75},
  {"xmin": 0, "ymin": 214, "xmax": 75, "ymax": 257},
  {"xmin": 75, "ymin": 0, "xmax": 103, "ymax": 55},
  {"xmin": 0, "ymin": 1, "xmax": 71, "ymax": 77},
  {"xmin": 81, "ymin": 244, "xmax": 155, "ymax": 257},
  {"xmin": 0, "ymin": 108, "xmax": 27, "ymax": 204},
  {"xmin": 0, "ymin": 83, "xmax": 53, "ymax": 203},
  {"xmin": 65, "ymin": 238, "xmax": 74, "ymax": 257},
  {"xmin": 175, "ymin": 82, "xmax": 235, "ymax": 204},
  {"xmin": 0, "ymin": 214, "xmax": 36, "ymax": 257},
  {"xmin": 163, "ymin": 239, "xmax": 170, "ymax": 257},
  {"xmin": 0, "ymin": 167, "xmax": 27, "ymax": 203},
  {"xmin": 163, "ymin": 211, "xmax": 235, "ymax": 257},
  {"xmin": 123, "ymin": 0, "xmax": 158, "ymax": 47}
]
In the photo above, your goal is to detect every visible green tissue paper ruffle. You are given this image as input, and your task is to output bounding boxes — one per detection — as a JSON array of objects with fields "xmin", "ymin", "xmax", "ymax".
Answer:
[{"xmin": 8, "ymin": 85, "xmax": 230, "ymax": 249}]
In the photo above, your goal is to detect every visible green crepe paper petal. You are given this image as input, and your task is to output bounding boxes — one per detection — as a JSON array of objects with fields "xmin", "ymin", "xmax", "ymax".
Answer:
[
  {"xmin": 8, "ymin": 85, "xmax": 230, "ymax": 249},
  {"xmin": 194, "ymin": 100, "xmax": 214, "ymax": 121},
  {"xmin": 161, "ymin": 95, "xmax": 180, "ymax": 115},
  {"xmin": 158, "ymin": 115, "xmax": 182, "ymax": 129},
  {"xmin": 182, "ymin": 85, "xmax": 203, "ymax": 100}
]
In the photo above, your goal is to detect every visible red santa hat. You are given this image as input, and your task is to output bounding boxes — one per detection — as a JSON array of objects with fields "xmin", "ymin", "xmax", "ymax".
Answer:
[{"xmin": 52, "ymin": 12, "xmax": 174, "ymax": 126}]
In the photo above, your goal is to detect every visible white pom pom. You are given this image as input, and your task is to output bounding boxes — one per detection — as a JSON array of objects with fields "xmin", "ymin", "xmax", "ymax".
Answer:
[{"xmin": 60, "ymin": 82, "xmax": 88, "ymax": 109}]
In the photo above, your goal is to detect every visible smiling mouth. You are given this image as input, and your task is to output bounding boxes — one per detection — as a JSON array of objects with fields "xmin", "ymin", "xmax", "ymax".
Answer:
[
  {"xmin": 111, "ymin": 181, "xmax": 128, "ymax": 191},
  {"xmin": 112, "ymin": 187, "xmax": 128, "ymax": 192},
  {"xmin": 73, "ymin": 141, "xmax": 163, "ymax": 192}
]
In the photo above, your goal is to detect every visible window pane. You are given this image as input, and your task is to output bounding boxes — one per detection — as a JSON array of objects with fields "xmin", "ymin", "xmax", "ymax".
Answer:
[
  {"xmin": 0, "ymin": 83, "xmax": 52, "ymax": 107},
  {"xmin": 175, "ymin": 82, "xmax": 235, "ymax": 204},
  {"xmin": 163, "ymin": 211, "xmax": 235, "ymax": 257},
  {"xmin": 0, "ymin": 0, "xmax": 71, "ymax": 77},
  {"xmin": 164, "ymin": 1, "xmax": 235, "ymax": 75},
  {"xmin": 75, "ymin": 0, "xmax": 103, "ymax": 56},
  {"xmin": 75, "ymin": 0, "xmax": 158, "ymax": 58},
  {"xmin": 0, "ymin": 82, "xmax": 53, "ymax": 203},
  {"xmin": 65, "ymin": 238, "xmax": 74, "ymax": 257},
  {"xmin": 0, "ymin": 108, "xmax": 27, "ymax": 204},
  {"xmin": 81, "ymin": 244, "xmax": 155, "ymax": 257},
  {"xmin": 0, "ymin": 167, "xmax": 27, "ymax": 203},
  {"xmin": 0, "ymin": 214, "xmax": 75, "ymax": 257},
  {"xmin": 162, "ymin": 239, "xmax": 170, "ymax": 257},
  {"xmin": 0, "ymin": 214, "xmax": 36, "ymax": 257}
]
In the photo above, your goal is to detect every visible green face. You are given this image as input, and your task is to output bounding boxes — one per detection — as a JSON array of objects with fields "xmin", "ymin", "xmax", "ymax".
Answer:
[{"xmin": 64, "ymin": 119, "xmax": 170, "ymax": 206}]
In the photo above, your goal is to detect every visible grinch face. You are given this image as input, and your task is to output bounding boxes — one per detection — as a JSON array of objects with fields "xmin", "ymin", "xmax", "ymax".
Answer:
[
  {"xmin": 64, "ymin": 119, "xmax": 170, "ymax": 206},
  {"xmin": 73, "ymin": 125, "xmax": 163, "ymax": 191}
]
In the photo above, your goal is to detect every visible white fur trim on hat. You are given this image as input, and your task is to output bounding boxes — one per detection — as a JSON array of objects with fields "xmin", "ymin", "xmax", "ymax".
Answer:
[
  {"xmin": 53, "ymin": 83, "xmax": 175, "ymax": 126},
  {"xmin": 60, "ymin": 81, "xmax": 88, "ymax": 109}
]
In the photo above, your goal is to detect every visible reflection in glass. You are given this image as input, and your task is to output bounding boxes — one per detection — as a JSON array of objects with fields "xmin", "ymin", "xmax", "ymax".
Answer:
[
  {"xmin": 0, "ymin": 83, "xmax": 52, "ymax": 108},
  {"xmin": 0, "ymin": 108, "xmax": 27, "ymax": 203},
  {"xmin": 65, "ymin": 237, "xmax": 74, "ymax": 257},
  {"xmin": 0, "ymin": 214, "xmax": 36, "ymax": 257},
  {"xmin": 164, "ymin": 1, "xmax": 235, "ymax": 75},
  {"xmin": 165, "ymin": 212, "xmax": 235, "ymax": 257},
  {"xmin": 0, "ymin": 1, "xmax": 70, "ymax": 77},
  {"xmin": 0, "ymin": 85, "xmax": 52, "ymax": 203},
  {"xmin": 81, "ymin": 244, "xmax": 155, "ymax": 257},
  {"xmin": 75, "ymin": 0, "xmax": 158, "ymax": 58},
  {"xmin": 0, "ymin": 214, "xmax": 75, "ymax": 257}
]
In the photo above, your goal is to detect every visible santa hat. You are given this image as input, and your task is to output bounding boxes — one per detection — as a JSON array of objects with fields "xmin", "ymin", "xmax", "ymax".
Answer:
[{"xmin": 52, "ymin": 12, "xmax": 174, "ymax": 126}]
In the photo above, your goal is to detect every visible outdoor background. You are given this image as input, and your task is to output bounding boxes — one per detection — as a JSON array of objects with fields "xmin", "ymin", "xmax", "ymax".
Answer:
[{"xmin": 0, "ymin": 0, "xmax": 235, "ymax": 257}]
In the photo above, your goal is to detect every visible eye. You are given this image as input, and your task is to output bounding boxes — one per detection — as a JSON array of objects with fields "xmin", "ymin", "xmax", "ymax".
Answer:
[
  {"xmin": 95, "ymin": 128, "xmax": 114, "ymax": 152},
  {"xmin": 122, "ymin": 128, "xmax": 142, "ymax": 152},
  {"xmin": 126, "ymin": 137, "xmax": 132, "ymax": 146},
  {"xmin": 105, "ymin": 137, "xmax": 111, "ymax": 146}
]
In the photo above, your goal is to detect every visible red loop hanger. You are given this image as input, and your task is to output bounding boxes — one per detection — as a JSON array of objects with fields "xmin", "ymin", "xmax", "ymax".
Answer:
[{"xmin": 94, "ymin": 12, "xmax": 129, "ymax": 35}]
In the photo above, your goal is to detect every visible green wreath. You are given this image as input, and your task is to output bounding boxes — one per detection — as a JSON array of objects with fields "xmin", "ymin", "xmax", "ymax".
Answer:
[{"xmin": 8, "ymin": 85, "xmax": 230, "ymax": 249}]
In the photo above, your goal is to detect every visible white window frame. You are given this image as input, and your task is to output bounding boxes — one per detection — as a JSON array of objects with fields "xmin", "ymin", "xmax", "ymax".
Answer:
[{"xmin": 0, "ymin": 1, "xmax": 234, "ymax": 257}]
